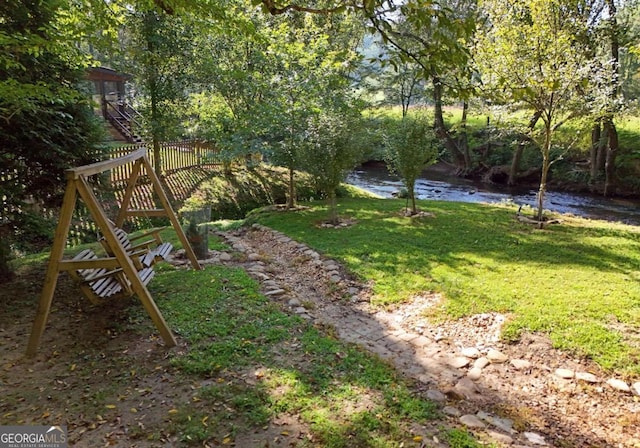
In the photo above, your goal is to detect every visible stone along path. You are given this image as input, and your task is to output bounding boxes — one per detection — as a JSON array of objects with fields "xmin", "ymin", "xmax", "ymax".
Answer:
[{"xmin": 175, "ymin": 224, "xmax": 640, "ymax": 447}]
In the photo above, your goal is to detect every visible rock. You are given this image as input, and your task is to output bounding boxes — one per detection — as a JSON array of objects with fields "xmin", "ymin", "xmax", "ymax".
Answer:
[
  {"xmin": 247, "ymin": 253, "xmax": 262, "ymax": 261},
  {"xmin": 510, "ymin": 359, "xmax": 532, "ymax": 370},
  {"xmin": 460, "ymin": 347, "xmax": 481, "ymax": 359},
  {"xmin": 491, "ymin": 417, "xmax": 515, "ymax": 434},
  {"xmin": 473, "ymin": 357, "xmax": 490, "ymax": 370},
  {"xmin": 454, "ymin": 377, "xmax": 481, "ymax": 399},
  {"xmin": 447, "ymin": 357, "xmax": 471, "ymax": 369},
  {"xmin": 330, "ymin": 275, "xmax": 341, "ymax": 283},
  {"xmin": 575, "ymin": 371, "xmax": 599, "ymax": 383},
  {"xmin": 606, "ymin": 378, "xmax": 631, "ymax": 392},
  {"xmin": 554, "ymin": 368, "xmax": 574, "ymax": 379},
  {"xmin": 264, "ymin": 289, "xmax": 286, "ymax": 296},
  {"xmin": 459, "ymin": 414, "xmax": 486, "ymax": 429},
  {"xmin": 425, "ymin": 389, "xmax": 447, "ymax": 402},
  {"xmin": 487, "ymin": 430, "xmax": 513, "ymax": 445},
  {"xmin": 524, "ymin": 432, "xmax": 547, "ymax": 446},
  {"xmin": 467, "ymin": 367, "xmax": 482, "ymax": 381},
  {"xmin": 632, "ymin": 382, "xmax": 640, "ymax": 396},
  {"xmin": 219, "ymin": 252, "xmax": 232, "ymax": 261},
  {"xmin": 487, "ymin": 349, "xmax": 508, "ymax": 363},
  {"xmin": 348, "ymin": 287, "xmax": 359, "ymax": 295},
  {"xmin": 327, "ymin": 270, "xmax": 340, "ymax": 277},
  {"xmin": 288, "ymin": 298, "xmax": 301, "ymax": 307},
  {"xmin": 294, "ymin": 307, "xmax": 308, "ymax": 314},
  {"xmin": 442, "ymin": 406, "xmax": 461, "ymax": 417}
]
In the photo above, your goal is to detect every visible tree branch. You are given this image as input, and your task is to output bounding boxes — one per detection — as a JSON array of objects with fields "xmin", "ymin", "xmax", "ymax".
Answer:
[{"xmin": 260, "ymin": 0, "xmax": 351, "ymax": 15}]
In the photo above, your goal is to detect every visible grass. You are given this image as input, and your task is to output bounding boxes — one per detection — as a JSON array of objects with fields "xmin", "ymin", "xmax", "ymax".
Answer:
[
  {"xmin": 3, "ymin": 229, "xmax": 451, "ymax": 446},
  {"xmin": 251, "ymin": 197, "xmax": 640, "ymax": 376},
  {"xmin": 140, "ymin": 264, "xmax": 442, "ymax": 446}
]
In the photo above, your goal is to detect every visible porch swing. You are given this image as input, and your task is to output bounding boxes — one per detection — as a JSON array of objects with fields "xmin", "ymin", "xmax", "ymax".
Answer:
[{"xmin": 26, "ymin": 148, "xmax": 202, "ymax": 356}]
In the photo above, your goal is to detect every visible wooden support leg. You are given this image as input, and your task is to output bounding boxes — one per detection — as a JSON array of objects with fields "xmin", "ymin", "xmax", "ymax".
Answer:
[{"xmin": 26, "ymin": 180, "xmax": 77, "ymax": 357}]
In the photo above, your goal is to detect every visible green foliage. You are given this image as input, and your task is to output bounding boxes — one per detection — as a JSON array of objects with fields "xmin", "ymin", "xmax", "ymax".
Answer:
[
  {"xmin": 255, "ymin": 198, "xmax": 640, "ymax": 376},
  {"xmin": 301, "ymin": 109, "xmax": 369, "ymax": 224},
  {"xmin": 182, "ymin": 165, "xmax": 320, "ymax": 220},
  {"xmin": 0, "ymin": 0, "xmax": 107, "ymax": 277},
  {"xmin": 383, "ymin": 112, "xmax": 439, "ymax": 214}
]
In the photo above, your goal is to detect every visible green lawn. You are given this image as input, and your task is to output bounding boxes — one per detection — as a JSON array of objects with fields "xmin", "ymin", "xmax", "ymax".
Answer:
[{"xmin": 251, "ymin": 197, "xmax": 640, "ymax": 376}]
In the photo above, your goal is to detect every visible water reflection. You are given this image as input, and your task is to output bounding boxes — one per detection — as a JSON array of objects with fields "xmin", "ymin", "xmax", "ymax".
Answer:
[{"xmin": 346, "ymin": 165, "xmax": 640, "ymax": 226}]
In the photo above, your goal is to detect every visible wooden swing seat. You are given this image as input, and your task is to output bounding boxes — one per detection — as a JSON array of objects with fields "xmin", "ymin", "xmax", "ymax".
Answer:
[
  {"xmin": 62, "ymin": 249, "xmax": 155, "ymax": 304},
  {"xmin": 100, "ymin": 227, "xmax": 173, "ymax": 268}
]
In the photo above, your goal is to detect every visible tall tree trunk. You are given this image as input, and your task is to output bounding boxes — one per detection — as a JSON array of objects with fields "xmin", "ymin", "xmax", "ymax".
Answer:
[
  {"xmin": 408, "ymin": 179, "xmax": 417, "ymax": 215},
  {"xmin": 536, "ymin": 124, "xmax": 553, "ymax": 227},
  {"xmin": 459, "ymin": 101, "xmax": 471, "ymax": 170},
  {"xmin": 287, "ymin": 167, "xmax": 296, "ymax": 209},
  {"xmin": 327, "ymin": 189, "xmax": 338, "ymax": 225},
  {"xmin": 432, "ymin": 75, "xmax": 466, "ymax": 169},
  {"xmin": 589, "ymin": 120, "xmax": 602, "ymax": 183},
  {"xmin": 596, "ymin": 124, "xmax": 608, "ymax": 174},
  {"xmin": 604, "ymin": 117, "xmax": 618, "ymax": 196},
  {"xmin": 604, "ymin": 0, "xmax": 620, "ymax": 197},
  {"xmin": 509, "ymin": 110, "xmax": 542, "ymax": 185}
]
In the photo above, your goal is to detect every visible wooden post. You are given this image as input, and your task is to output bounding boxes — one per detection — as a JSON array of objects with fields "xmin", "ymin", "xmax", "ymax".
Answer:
[
  {"xmin": 26, "ymin": 179, "xmax": 78, "ymax": 356},
  {"xmin": 141, "ymin": 155, "xmax": 202, "ymax": 270}
]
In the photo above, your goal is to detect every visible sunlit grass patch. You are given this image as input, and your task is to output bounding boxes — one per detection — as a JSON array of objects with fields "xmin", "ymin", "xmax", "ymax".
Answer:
[{"xmin": 136, "ymin": 265, "xmax": 443, "ymax": 446}]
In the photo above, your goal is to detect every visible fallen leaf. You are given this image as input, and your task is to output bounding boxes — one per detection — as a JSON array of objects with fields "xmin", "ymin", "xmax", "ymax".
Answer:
[
  {"xmin": 70, "ymin": 364, "xmax": 76, "ymax": 371},
  {"xmin": 412, "ymin": 435, "xmax": 423, "ymax": 442},
  {"xmin": 105, "ymin": 405, "xmax": 116, "ymax": 409},
  {"xmin": 168, "ymin": 409, "xmax": 178, "ymax": 415}
]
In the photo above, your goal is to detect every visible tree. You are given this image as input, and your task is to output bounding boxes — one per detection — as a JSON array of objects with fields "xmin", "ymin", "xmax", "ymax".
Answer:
[
  {"xmin": 302, "ymin": 108, "xmax": 367, "ymax": 224},
  {"xmin": 124, "ymin": 5, "xmax": 197, "ymax": 175},
  {"xmin": 189, "ymin": 2, "xmax": 364, "ymax": 208},
  {"xmin": 475, "ymin": 0, "xmax": 593, "ymax": 224},
  {"xmin": 383, "ymin": 113, "xmax": 439, "ymax": 215},
  {"xmin": 365, "ymin": 0, "xmax": 478, "ymax": 174},
  {"xmin": 0, "ymin": 0, "xmax": 106, "ymax": 279}
]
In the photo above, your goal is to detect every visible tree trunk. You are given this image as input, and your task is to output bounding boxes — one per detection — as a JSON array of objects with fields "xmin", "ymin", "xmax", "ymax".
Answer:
[
  {"xmin": 287, "ymin": 167, "xmax": 296, "ymax": 208},
  {"xmin": 459, "ymin": 101, "xmax": 471, "ymax": 170},
  {"xmin": 589, "ymin": 120, "xmax": 601, "ymax": 183},
  {"xmin": 509, "ymin": 110, "xmax": 541, "ymax": 186},
  {"xmin": 432, "ymin": 75, "xmax": 466, "ymax": 169},
  {"xmin": 604, "ymin": 0, "xmax": 620, "ymax": 197},
  {"xmin": 536, "ymin": 124, "xmax": 553, "ymax": 226},
  {"xmin": 327, "ymin": 189, "xmax": 338, "ymax": 225},
  {"xmin": 596, "ymin": 124, "xmax": 608, "ymax": 174},
  {"xmin": 604, "ymin": 117, "xmax": 618, "ymax": 196},
  {"xmin": 408, "ymin": 179, "xmax": 417, "ymax": 215}
]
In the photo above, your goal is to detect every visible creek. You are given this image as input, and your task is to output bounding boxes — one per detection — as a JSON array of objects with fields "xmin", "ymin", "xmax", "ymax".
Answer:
[{"xmin": 346, "ymin": 163, "xmax": 640, "ymax": 226}]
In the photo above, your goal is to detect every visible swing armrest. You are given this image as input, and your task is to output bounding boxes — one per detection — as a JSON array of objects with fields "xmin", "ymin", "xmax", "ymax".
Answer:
[
  {"xmin": 129, "ymin": 227, "xmax": 167, "ymax": 244},
  {"xmin": 129, "ymin": 239, "xmax": 158, "ymax": 251}
]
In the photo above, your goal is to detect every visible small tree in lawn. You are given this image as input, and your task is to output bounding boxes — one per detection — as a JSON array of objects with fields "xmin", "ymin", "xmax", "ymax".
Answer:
[
  {"xmin": 383, "ymin": 113, "xmax": 439, "ymax": 215},
  {"xmin": 302, "ymin": 110, "xmax": 366, "ymax": 225}
]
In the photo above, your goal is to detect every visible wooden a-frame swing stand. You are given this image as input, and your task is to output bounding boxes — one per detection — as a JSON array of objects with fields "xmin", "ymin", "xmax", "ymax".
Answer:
[{"xmin": 26, "ymin": 149, "xmax": 202, "ymax": 356}]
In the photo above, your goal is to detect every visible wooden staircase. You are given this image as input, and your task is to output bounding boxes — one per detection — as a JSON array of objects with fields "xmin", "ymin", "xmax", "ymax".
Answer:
[{"xmin": 105, "ymin": 100, "xmax": 144, "ymax": 143}]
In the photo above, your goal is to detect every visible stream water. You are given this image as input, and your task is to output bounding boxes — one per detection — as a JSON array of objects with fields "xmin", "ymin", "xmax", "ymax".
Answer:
[{"xmin": 346, "ymin": 164, "xmax": 640, "ymax": 226}]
